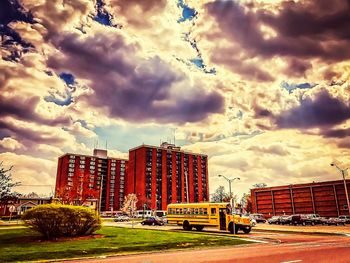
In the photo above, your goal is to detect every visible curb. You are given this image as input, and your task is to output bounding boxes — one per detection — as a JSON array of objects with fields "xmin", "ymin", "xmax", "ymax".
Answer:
[{"xmin": 253, "ymin": 228, "xmax": 349, "ymax": 236}]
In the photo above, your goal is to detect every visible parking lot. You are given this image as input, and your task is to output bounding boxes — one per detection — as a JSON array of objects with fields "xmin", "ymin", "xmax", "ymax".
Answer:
[{"xmin": 104, "ymin": 219, "xmax": 350, "ymax": 236}]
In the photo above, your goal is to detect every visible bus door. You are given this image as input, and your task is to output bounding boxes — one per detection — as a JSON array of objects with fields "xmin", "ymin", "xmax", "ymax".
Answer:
[{"xmin": 219, "ymin": 208, "xmax": 226, "ymax": 230}]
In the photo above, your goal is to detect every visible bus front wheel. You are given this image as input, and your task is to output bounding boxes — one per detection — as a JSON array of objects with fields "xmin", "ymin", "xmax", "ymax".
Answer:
[
  {"xmin": 183, "ymin": 221, "xmax": 192, "ymax": 231},
  {"xmin": 242, "ymin": 226, "xmax": 251, "ymax": 234},
  {"xmin": 228, "ymin": 223, "xmax": 239, "ymax": 234},
  {"xmin": 195, "ymin": 226, "xmax": 204, "ymax": 231}
]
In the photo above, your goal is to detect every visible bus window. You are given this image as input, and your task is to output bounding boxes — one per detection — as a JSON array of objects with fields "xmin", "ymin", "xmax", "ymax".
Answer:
[
  {"xmin": 183, "ymin": 208, "xmax": 187, "ymax": 214},
  {"xmin": 179, "ymin": 208, "xmax": 183, "ymax": 214},
  {"xmin": 199, "ymin": 208, "xmax": 203, "ymax": 215},
  {"xmin": 176, "ymin": 208, "xmax": 180, "ymax": 214},
  {"xmin": 194, "ymin": 208, "xmax": 199, "ymax": 214},
  {"xmin": 203, "ymin": 208, "xmax": 207, "ymax": 215},
  {"xmin": 211, "ymin": 208, "xmax": 216, "ymax": 215},
  {"xmin": 190, "ymin": 208, "xmax": 194, "ymax": 214}
]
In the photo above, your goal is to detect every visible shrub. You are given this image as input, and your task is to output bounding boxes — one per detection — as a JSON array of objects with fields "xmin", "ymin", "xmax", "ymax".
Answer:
[{"xmin": 22, "ymin": 204, "xmax": 101, "ymax": 239}]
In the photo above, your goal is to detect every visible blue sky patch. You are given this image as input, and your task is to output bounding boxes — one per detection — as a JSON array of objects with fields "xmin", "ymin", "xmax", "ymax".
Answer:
[
  {"xmin": 59, "ymin": 72, "xmax": 75, "ymax": 86},
  {"xmin": 94, "ymin": 0, "xmax": 117, "ymax": 27},
  {"xmin": 281, "ymin": 81, "xmax": 316, "ymax": 93},
  {"xmin": 92, "ymin": 124, "xmax": 190, "ymax": 153},
  {"xmin": 184, "ymin": 33, "xmax": 216, "ymax": 74},
  {"xmin": 178, "ymin": 0, "xmax": 197, "ymax": 22},
  {"xmin": 44, "ymin": 89, "xmax": 73, "ymax": 106},
  {"xmin": 191, "ymin": 58, "xmax": 204, "ymax": 69},
  {"xmin": 94, "ymin": 9, "xmax": 113, "ymax": 26}
]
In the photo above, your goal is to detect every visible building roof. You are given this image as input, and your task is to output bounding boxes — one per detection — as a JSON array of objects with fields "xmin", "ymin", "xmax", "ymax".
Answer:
[
  {"xmin": 59, "ymin": 152, "xmax": 128, "ymax": 161},
  {"xmin": 251, "ymin": 179, "xmax": 350, "ymax": 192},
  {"xmin": 128, "ymin": 144, "xmax": 208, "ymax": 157}
]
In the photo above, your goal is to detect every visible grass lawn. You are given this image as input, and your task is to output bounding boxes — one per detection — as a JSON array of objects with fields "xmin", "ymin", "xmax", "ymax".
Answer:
[{"xmin": 0, "ymin": 226, "xmax": 253, "ymax": 262}]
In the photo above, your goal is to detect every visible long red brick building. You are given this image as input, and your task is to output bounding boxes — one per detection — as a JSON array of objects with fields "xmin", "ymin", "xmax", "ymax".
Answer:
[
  {"xmin": 251, "ymin": 180, "xmax": 350, "ymax": 218},
  {"xmin": 55, "ymin": 143, "xmax": 209, "ymax": 211}
]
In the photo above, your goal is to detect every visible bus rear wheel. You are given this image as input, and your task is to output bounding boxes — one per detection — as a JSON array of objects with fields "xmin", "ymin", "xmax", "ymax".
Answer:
[
  {"xmin": 195, "ymin": 226, "xmax": 204, "ymax": 231},
  {"xmin": 183, "ymin": 221, "xmax": 192, "ymax": 231}
]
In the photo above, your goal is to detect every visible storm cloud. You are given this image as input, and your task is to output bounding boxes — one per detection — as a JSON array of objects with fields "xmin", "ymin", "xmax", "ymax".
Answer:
[
  {"xmin": 48, "ymin": 32, "xmax": 224, "ymax": 124},
  {"xmin": 206, "ymin": 0, "xmax": 350, "ymax": 78},
  {"xmin": 276, "ymin": 90, "xmax": 350, "ymax": 129}
]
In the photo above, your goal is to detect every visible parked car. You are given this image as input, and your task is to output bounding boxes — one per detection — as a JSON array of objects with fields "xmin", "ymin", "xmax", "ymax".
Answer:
[
  {"xmin": 279, "ymin": 215, "xmax": 292, "ymax": 225},
  {"xmin": 160, "ymin": 216, "xmax": 168, "ymax": 224},
  {"xmin": 338, "ymin": 215, "xmax": 350, "ymax": 224},
  {"xmin": 307, "ymin": 214, "xmax": 322, "ymax": 224},
  {"xmin": 250, "ymin": 213, "xmax": 267, "ymax": 223},
  {"xmin": 268, "ymin": 216, "xmax": 281, "ymax": 224},
  {"xmin": 289, "ymin": 215, "xmax": 303, "ymax": 225},
  {"xmin": 114, "ymin": 215, "xmax": 130, "ymax": 222},
  {"xmin": 327, "ymin": 217, "xmax": 346, "ymax": 226},
  {"xmin": 319, "ymin": 217, "xmax": 329, "ymax": 225},
  {"xmin": 141, "ymin": 216, "xmax": 164, "ymax": 226},
  {"xmin": 299, "ymin": 214, "xmax": 315, "ymax": 226}
]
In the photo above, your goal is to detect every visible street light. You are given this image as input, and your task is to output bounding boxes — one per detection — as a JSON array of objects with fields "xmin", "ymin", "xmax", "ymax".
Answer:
[
  {"xmin": 331, "ymin": 163, "xmax": 350, "ymax": 216},
  {"xmin": 217, "ymin": 174, "xmax": 240, "ymax": 198}
]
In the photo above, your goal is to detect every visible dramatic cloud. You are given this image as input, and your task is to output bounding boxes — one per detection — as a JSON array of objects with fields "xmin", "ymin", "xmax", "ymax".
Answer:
[
  {"xmin": 323, "ymin": 128, "xmax": 350, "ymax": 138},
  {"xmin": 48, "ymin": 31, "xmax": 224, "ymax": 123},
  {"xmin": 1, "ymin": 0, "xmax": 349, "ymax": 197},
  {"xmin": 276, "ymin": 90, "xmax": 350, "ymax": 129},
  {"xmin": 203, "ymin": 0, "xmax": 350, "ymax": 81},
  {"xmin": 107, "ymin": 0, "xmax": 167, "ymax": 27},
  {"xmin": 0, "ymin": 95, "xmax": 71, "ymax": 126},
  {"xmin": 0, "ymin": 0, "xmax": 35, "ymax": 60},
  {"xmin": 207, "ymin": 0, "xmax": 350, "ymax": 60}
]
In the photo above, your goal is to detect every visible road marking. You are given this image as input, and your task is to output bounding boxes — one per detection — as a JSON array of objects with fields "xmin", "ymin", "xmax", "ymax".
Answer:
[{"xmin": 280, "ymin": 260, "xmax": 303, "ymax": 263}]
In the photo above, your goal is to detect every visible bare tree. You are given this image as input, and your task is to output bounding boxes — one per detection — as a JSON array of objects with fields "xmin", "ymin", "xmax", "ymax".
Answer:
[
  {"xmin": 122, "ymin": 193, "xmax": 138, "ymax": 217},
  {"xmin": 0, "ymin": 162, "xmax": 20, "ymax": 214},
  {"xmin": 211, "ymin": 186, "xmax": 233, "ymax": 202}
]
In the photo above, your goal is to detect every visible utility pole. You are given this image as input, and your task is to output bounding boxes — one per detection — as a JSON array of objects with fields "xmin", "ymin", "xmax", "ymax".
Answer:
[{"xmin": 331, "ymin": 163, "xmax": 350, "ymax": 216}]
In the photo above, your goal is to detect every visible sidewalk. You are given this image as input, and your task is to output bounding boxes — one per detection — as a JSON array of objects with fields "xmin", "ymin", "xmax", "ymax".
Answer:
[{"xmin": 254, "ymin": 223, "xmax": 350, "ymax": 235}]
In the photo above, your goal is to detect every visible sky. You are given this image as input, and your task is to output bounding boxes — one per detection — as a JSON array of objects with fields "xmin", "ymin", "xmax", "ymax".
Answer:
[{"xmin": 0, "ymin": 0, "xmax": 349, "ymax": 198}]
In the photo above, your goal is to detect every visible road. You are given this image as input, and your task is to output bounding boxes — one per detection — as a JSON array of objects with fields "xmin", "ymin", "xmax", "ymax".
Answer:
[{"xmin": 66, "ymin": 223, "xmax": 350, "ymax": 263}]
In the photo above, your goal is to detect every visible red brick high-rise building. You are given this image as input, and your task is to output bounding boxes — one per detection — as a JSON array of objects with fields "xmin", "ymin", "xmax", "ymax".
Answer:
[
  {"xmin": 55, "ymin": 143, "xmax": 209, "ymax": 212},
  {"xmin": 55, "ymin": 149, "xmax": 128, "ymax": 211},
  {"xmin": 127, "ymin": 142, "xmax": 209, "ymax": 211}
]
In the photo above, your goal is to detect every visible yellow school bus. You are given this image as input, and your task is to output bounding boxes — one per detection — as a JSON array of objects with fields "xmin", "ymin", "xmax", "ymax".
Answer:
[{"xmin": 167, "ymin": 202, "xmax": 252, "ymax": 234}]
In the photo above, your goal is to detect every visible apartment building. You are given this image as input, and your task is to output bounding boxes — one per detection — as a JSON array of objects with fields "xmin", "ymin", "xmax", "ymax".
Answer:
[{"xmin": 55, "ymin": 149, "xmax": 128, "ymax": 211}]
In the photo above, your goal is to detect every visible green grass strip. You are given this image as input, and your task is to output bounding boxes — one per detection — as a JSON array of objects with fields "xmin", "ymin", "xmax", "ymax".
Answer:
[{"xmin": 0, "ymin": 226, "xmax": 252, "ymax": 262}]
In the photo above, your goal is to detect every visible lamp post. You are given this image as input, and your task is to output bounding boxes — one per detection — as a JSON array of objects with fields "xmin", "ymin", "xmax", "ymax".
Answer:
[
  {"xmin": 331, "ymin": 163, "xmax": 350, "ymax": 216},
  {"xmin": 218, "ymin": 175, "xmax": 240, "ymax": 235},
  {"xmin": 217, "ymin": 174, "xmax": 240, "ymax": 199},
  {"xmin": 98, "ymin": 173, "xmax": 104, "ymax": 214}
]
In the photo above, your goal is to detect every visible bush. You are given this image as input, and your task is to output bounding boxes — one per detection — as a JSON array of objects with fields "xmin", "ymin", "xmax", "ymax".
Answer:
[{"xmin": 21, "ymin": 204, "xmax": 101, "ymax": 239}]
